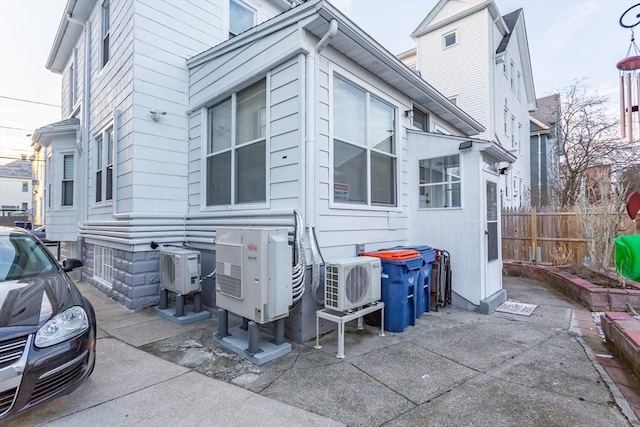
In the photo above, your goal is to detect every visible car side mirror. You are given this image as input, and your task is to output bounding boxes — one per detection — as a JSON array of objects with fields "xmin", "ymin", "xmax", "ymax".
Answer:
[{"xmin": 62, "ymin": 258, "xmax": 84, "ymax": 272}]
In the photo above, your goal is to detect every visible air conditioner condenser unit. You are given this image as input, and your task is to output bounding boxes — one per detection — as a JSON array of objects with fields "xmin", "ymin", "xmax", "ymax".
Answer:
[
  {"xmin": 160, "ymin": 249, "xmax": 201, "ymax": 295},
  {"xmin": 324, "ymin": 256, "xmax": 381, "ymax": 312}
]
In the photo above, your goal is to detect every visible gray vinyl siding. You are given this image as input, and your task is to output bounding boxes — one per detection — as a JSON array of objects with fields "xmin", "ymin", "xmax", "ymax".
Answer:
[{"xmin": 187, "ymin": 30, "xmax": 304, "ymax": 217}]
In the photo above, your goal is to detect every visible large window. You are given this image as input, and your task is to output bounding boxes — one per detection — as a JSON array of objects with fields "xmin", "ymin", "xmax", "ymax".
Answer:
[
  {"xmin": 419, "ymin": 155, "xmax": 460, "ymax": 209},
  {"xmin": 229, "ymin": 0, "xmax": 254, "ymax": 38},
  {"xmin": 62, "ymin": 154, "xmax": 74, "ymax": 206},
  {"xmin": 206, "ymin": 78, "xmax": 266, "ymax": 206},
  {"xmin": 94, "ymin": 246, "xmax": 113, "ymax": 286},
  {"xmin": 101, "ymin": 1, "xmax": 110, "ymax": 68},
  {"xmin": 95, "ymin": 128, "xmax": 113, "ymax": 203},
  {"xmin": 333, "ymin": 77, "xmax": 396, "ymax": 206}
]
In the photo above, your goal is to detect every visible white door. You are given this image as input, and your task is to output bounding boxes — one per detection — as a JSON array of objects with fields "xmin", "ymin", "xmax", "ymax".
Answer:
[{"xmin": 484, "ymin": 173, "xmax": 502, "ymax": 297}]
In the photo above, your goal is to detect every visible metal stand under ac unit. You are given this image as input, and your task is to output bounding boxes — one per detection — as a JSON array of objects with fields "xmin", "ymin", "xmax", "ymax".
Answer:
[
  {"xmin": 155, "ymin": 248, "xmax": 210, "ymax": 325},
  {"xmin": 212, "ymin": 228, "xmax": 294, "ymax": 365},
  {"xmin": 213, "ymin": 309, "xmax": 291, "ymax": 366}
]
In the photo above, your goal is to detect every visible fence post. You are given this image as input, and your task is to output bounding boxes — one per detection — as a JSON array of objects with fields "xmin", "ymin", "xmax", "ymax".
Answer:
[{"xmin": 531, "ymin": 208, "xmax": 537, "ymax": 263}]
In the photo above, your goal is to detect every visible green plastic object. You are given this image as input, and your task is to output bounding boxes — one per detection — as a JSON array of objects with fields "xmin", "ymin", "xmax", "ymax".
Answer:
[{"xmin": 615, "ymin": 235, "xmax": 640, "ymax": 281}]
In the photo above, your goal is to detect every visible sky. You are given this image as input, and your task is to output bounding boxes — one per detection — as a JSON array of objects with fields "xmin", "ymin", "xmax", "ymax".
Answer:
[{"xmin": 0, "ymin": 0, "xmax": 634, "ymax": 165}]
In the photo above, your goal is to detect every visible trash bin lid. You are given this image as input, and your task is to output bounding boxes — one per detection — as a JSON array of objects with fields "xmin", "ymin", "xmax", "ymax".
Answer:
[{"xmin": 361, "ymin": 249, "xmax": 421, "ymax": 261}]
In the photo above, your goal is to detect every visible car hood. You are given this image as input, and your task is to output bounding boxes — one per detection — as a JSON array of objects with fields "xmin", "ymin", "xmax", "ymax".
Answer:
[{"xmin": 0, "ymin": 273, "xmax": 77, "ymax": 328}]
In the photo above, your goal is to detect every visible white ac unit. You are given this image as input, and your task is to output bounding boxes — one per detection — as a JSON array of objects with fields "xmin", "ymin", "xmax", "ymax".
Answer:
[
  {"xmin": 215, "ymin": 228, "xmax": 292, "ymax": 324},
  {"xmin": 324, "ymin": 256, "xmax": 381, "ymax": 312},
  {"xmin": 160, "ymin": 249, "xmax": 201, "ymax": 295}
]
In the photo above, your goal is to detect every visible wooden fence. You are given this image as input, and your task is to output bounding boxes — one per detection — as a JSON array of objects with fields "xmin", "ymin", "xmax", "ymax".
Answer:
[{"xmin": 501, "ymin": 207, "xmax": 637, "ymax": 266}]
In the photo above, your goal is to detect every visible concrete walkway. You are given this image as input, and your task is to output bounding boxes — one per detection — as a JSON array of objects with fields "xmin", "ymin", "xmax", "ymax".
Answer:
[{"xmin": 12, "ymin": 276, "xmax": 640, "ymax": 426}]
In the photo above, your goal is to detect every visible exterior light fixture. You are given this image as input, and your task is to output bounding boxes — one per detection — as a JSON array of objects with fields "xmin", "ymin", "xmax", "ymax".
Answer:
[{"xmin": 458, "ymin": 140, "xmax": 473, "ymax": 150}]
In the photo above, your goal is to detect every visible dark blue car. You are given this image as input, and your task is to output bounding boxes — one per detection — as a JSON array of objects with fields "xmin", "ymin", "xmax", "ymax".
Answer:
[{"xmin": 0, "ymin": 226, "xmax": 96, "ymax": 421}]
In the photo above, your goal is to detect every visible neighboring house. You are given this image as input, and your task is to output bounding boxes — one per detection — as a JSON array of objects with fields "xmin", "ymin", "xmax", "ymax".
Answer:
[
  {"xmin": 401, "ymin": 0, "xmax": 537, "ymax": 208},
  {"xmin": 0, "ymin": 159, "xmax": 33, "ymax": 225},
  {"xmin": 530, "ymin": 94, "xmax": 561, "ymax": 207},
  {"xmin": 33, "ymin": 0, "xmax": 515, "ymax": 341}
]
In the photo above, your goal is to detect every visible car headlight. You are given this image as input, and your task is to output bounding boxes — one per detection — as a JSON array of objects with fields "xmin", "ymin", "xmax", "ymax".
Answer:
[{"xmin": 35, "ymin": 306, "xmax": 89, "ymax": 348}]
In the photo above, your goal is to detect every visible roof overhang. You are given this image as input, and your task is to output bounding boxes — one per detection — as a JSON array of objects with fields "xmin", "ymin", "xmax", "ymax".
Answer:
[
  {"xmin": 412, "ymin": 0, "xmax": 507, "ymax": 38},
  {"xmin": 189, "ymin": 0, "xmax": 484, "ymax": 136},
  {"xmin": 46, "ymin": 0, "xmax": 95, "ymax": 74},
  {"xmin": 479, "ymin": 140, "xmax": 517, "ymax": 164},
  {"xmin": 32, "ymin": 118, "xmax": 80, "ymax": 148}
]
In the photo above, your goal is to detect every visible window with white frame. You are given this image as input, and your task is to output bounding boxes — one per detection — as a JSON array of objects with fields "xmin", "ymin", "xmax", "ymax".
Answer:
[
  {"xmin": 510, "ymin": 60, "xmax": 515, "ymax": 91},
  {"xmin": 518, "ymin": 123, "xmax": 522, "ymax": 152},
  {"xmin": 503, "ymin": 108, "xmax": 508, "ymax": 134},
  {"xmin": 21, "ymin": 182, "xmax": 28, "ymax": 192},
  {"xmin": 419, "ymin": 155, "xmax": 460, "ymax": 209},
  {"xmin": 511, "ymin": 115, "xmax": 516, "ymax": 146},
  {"xmin": 229, "ymin": 0, "xmax": 255, "ymax": 38},
  {"xmin": 517, "ymin": 71, "xmax": 522, "ymax": 99},
  {"xmin": 333, "ymin": 76, "xmax": 396, "ymax": 206},
  {"xmin": 21, "ymin": 202, "xmax": 28, "ymax": 210},
  {"xmin": 94, "ymin": 246, "xmax": 113, "ymax": 286},
  {"xmin": 61, "ymin": 154, "xmax": 74, "ymax": 206},
  {"xmin": 443, "ymin": 30, "xmax": 457, "ymax": 48},
  {"xmin": 101, "ymin": 0, "xmax": 110, "ymax": 68},
  {"xmin": 412, "ymin": 106, "xmax": 429, "ymax": 131},
  {"xmin": 95, "ymin": 128, "xmax": 113, "ymax": 203},
  {"xmin": 206, "ymin": 78, "xmax": 266, "ymax": 206}
]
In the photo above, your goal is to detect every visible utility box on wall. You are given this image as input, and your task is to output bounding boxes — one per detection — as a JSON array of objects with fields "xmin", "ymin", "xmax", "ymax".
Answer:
[{"xmin": 215, "ymin": 228, "xmax": 292, "ymax": 324}]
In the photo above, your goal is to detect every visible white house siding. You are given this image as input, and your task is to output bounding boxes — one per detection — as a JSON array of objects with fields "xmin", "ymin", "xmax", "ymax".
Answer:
[
  {"xmin": 408, "ymin": 131, "xmax": 494, "ymax": 306},
  {"xmin": 314, "ymin": 48, "xmax": 417, "ymax": 261},
  {"xmin": 187, "ymin": 25, "xmax": 305, "ymax": 225},
  {"xmin": 494, "ymin": 24, "xmax": 531, "ymax": 207},
  {"xmin": 415, "ymin": 9, "xmax": 489, "ymax": 132},
  {"xmin": 434, "ymin": 0, "xmax": 479, "ymax": 21}
]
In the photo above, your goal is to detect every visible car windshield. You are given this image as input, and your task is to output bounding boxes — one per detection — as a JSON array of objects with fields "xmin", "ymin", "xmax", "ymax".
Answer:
[{"xmin": 0, "ymin": 233, "xmax": 57, "ymax": 281}]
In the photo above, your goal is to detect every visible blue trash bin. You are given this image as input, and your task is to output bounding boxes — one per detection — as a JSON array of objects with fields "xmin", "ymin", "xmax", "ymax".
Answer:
[
  {"xmin": 389, "ymin": 245, "xmax": 436, "ymax": 316},
  {"xmin": 362, "ymin": 249, "xmax": 422, "ymax": 332}
]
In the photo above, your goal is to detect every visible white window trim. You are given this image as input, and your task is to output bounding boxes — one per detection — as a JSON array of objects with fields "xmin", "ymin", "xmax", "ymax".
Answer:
[
  {"xmin": 418, "ymin": 154, "xmax": 463, "ymax": 210},
  {"xmin": 200, "ymin": 76, "xmax": 271, "ymax": 211},
  {"xmin": 442, "ymin": 30, "xmax": 458, "ymax": 49},
  {"xmin": 59, "ymin": 151, "xmax": 75, "ymax": 209},
  {"xmin": 93, "ymin": 124, "xmax": 114, "ymax": 207},
  {"xmin": 93, "ymin": 246, "xmax": 113, "ymax": 289},
  {"xmin": 224, "ymin": 0, "xmax": 258, "ymax": 39},
  {"xmin": 100, "ymin": 0, "xmax": 110, "ymax": 70},
  {"xmin": 328, "ymin": 69, "xmax": 401, "ymax": 211}
]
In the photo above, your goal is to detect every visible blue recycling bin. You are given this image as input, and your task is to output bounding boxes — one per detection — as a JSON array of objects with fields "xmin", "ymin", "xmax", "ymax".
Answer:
[
  {"xmin": 390, "ymin": 245, "xmax": 436, "ymax": 316},
  {"xmin": 362, "ymin": 249, "xmax": 422, "ymax": 332},
  {"xmin": 14, "ymin": 221, "xmax": 32, "ymax": 230}
]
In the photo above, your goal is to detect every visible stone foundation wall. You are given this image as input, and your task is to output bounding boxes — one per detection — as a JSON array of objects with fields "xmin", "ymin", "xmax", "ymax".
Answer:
[{"xmin": 81, "ymin": 243, "xmax": 160, "ymax": 311}]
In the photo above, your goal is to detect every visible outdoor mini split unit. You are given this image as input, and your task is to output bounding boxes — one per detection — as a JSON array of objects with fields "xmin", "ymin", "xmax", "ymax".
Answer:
[
  {"xmin": 215, "ymin": 228, "xmax": 292, "ymax": 324},
  {"xmin": 160, "ymin": 249, "xmax": 201, "ymax": 295},
  {"xmin": 324, "ymin": 256, "xmax": 381, "ymax": 312}
]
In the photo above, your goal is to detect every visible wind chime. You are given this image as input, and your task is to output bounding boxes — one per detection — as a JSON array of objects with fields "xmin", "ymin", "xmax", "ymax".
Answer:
[{"xmin": 618, "ymin": 4, "xmax": 640, "ymax": 142}]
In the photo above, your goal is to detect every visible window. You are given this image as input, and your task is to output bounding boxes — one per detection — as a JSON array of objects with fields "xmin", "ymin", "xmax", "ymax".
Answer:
[
  {"xmin": 510, "ymin": 60, "xmax": 515, "ymax": 91},
  {"xmin": 206, "ymin": 78, "xmax": 266, "ymax": 206},
  {"xmin": 22, "ymin": 182, "xmax": 28, "ymax": 192},
  {"xmin": 95, "ymin": 128, "xmax": 113, "ymax": 203},
  {"xmin": 502, "ymin": 61, "xmax": 507, "ymax": 76},
  {"xmin": 503, "ymin": 108, "xmax": 508, "ymax": 134},
  {"xmin": 333, "ymin": 77, "xmax": 396, "ymax": 206},
  {"xmin": 62, "ymin": 154, "xmax": 74, "ymax": 206},
  {"xmin": 21, "ymin": 202, "xmax": 28, "ymax": 210},
  {"xmin": 419, "ymin": 155, "xmax": 460, "ymax": 209},
  {"xmin": 443, "ymin": 31, "xmax": 457, "ymax": 48},
  {"xmin": 229, "ymin": 0, "xmax": 254, "ymax": 38},
  {"xmin": 517, "ymin": 71, "xmax": 522, "ymax": 99},
  {"xmin": 412, "ymin": 107, "xmax": 429, "ymax": 131},
  {"xmin": 518, "ymin": 123, "xmax": 522, "ymax": 152},
  {"xmin": 511, "ymin": 115, "xmax": 516, "ymax": 146},
  {"xmin": 101, "ymin": 1, "xmax": 110, "ymax": 68},
  {"xmin": 94, "ymin": 246, "xmax": 113, "ymax": 286}
]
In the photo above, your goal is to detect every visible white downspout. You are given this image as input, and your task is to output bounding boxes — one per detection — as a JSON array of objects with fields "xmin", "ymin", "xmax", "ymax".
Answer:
[
  {"xmin": 306, "ymin": 20, "xmax": 337, "ymax": 301},
  {"xmin": 112, "ymin": 109, "xmax": 120, "ymax": 216}
]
